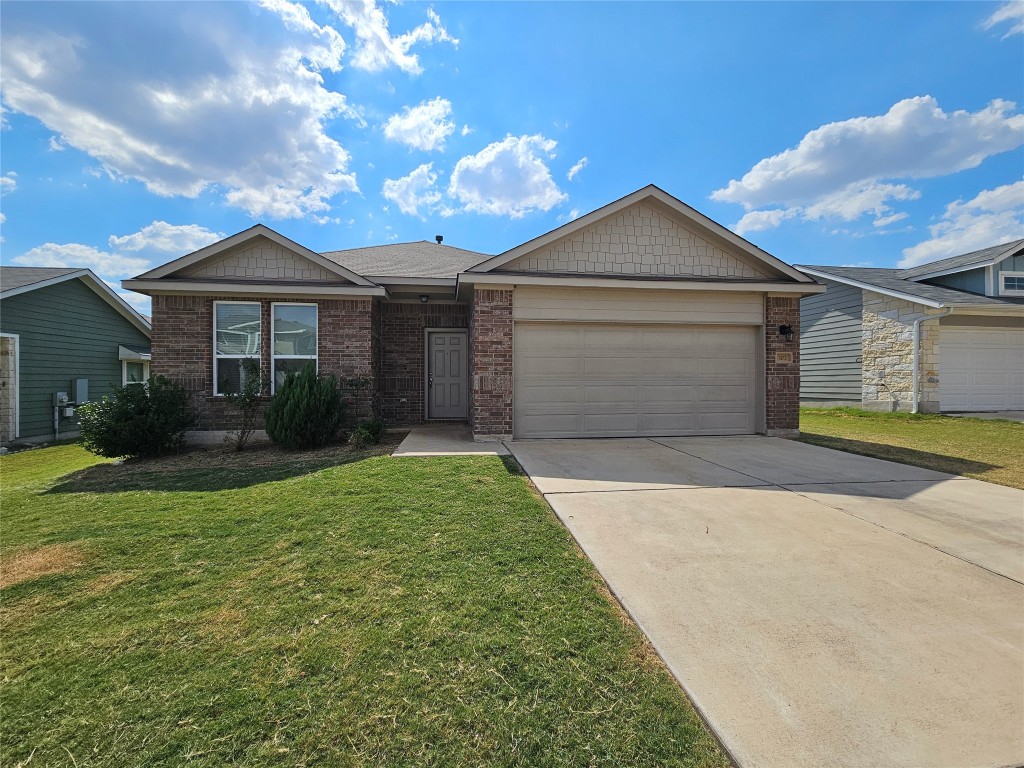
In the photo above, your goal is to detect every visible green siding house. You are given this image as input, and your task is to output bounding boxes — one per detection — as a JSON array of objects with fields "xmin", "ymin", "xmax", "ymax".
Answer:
[{"xmin": 0, "ymin": 267, "xmax": 151, "ymax": 444}]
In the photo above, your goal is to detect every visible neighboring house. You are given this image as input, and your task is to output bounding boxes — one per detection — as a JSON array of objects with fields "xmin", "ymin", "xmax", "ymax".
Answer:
[
  {"xmin": 0, "ymin": 267, "xmax": 152, "ymax": 443},
  {"xmin": 124, "ymin": 185, "xmax": 822, "ymax": 441},
  {"xmin": 798, "ymin": 239, "xmax": 1024, "ymax": 413}
]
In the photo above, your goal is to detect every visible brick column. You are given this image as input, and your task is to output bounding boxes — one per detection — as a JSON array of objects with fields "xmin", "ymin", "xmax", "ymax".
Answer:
[
  {"xmin": 765, "ymin": 296, "xmax": 800, "ymax": 436},
  {"xmin": 470, "ymin": 288, "xmax": 513, "ymax": 440}
]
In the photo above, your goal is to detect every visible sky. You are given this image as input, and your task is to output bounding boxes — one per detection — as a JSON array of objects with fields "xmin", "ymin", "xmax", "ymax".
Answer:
[{"xmin": 1, "ymin": 0, "xmax": 1022, "ymax": 315}]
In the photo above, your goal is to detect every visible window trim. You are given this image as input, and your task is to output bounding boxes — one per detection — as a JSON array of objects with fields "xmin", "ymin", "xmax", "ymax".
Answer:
[
  {"xmin": 213, "ymin": 300, "xmax": 262, "ymax": 396},
  {"xmin": 122, "ymin": 360, "xmax": 150, "ymax": 386},
  {"xmin": 999, "ymin": 271, "xmax": 1024, "ymax": 297},
  {"xmin": 271, "ymin": 302, "xmax": 318, "ymax": 394}
]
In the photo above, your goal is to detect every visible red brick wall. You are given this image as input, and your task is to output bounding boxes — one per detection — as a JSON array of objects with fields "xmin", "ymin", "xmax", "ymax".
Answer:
[
  {"xmin": 151, "ymin": 294, "xmax": 375, "ymax": 430},
  {"xmin": 470, "ymin": 289, "xmax": 513, "ymax": 438},
  {"xmin": 379, "ymin": 302, "xmax": 469, "ymax": 425},
  {"xmin": 765, "ymin": 296, "xmax": 800, "ymax": 435}
]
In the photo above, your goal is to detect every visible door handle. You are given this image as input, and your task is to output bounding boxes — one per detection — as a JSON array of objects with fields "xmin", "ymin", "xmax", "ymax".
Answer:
[{"xmin": 428, "ymin": 373, "xmax": 434, "ymax": 389}]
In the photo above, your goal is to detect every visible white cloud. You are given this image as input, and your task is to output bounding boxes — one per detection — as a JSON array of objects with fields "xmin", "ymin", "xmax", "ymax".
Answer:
[
  {"xmin": 899, "ymin": 181, "xmax": 1024, "ymax": 267},
  {"xmin": 567, "ymin": 156, "xmax": 588, "ymax": 181},
  {"xmin": 0, "ymin": 3, "xmax": 360, "ymax": 219},
  {"xmin": 713, "ymin": 96, "xmax": 1024, "ymax": 232},
  {"xmin": 982, "ymin": 1, "xmax": 1024, "ymax": 37},
  {"xmin": 0, "ymin": 171, "xmax": 16, "ymax": 195},
  {"xmin": 460, "ymin": 124, "xmax": 472, "ymax": 137},
  {"xmin": 448, "ymin": 134, "xmax": 567, "ymax": 218},
  {"xmin": 383, "ymin": 98, "xmax": 455, "ymax": 152},
  {"xmin": 107, "ymin": 221, "xmax": 222, "ymax": 254},
  {"xmin": 322, "ymin": 1, "xmax": 457, "ymax": 75},
  {"xmin": 48, "ymin": 135, "xmax": 66, "ymax": 151},
  {"xmin": 873, "ymin": 212, "xmax": 909, "ymax": 228},
  {"xmin": 734, "ymin": 208, "xmax": 798, "ymax": 236},
  {"xmin": 381, "ymin": 163, "xmax": 441, "ymax": 217},
  {"xmin": 13, "ymin": 242, "xmax": 150, "ymax": 276}
]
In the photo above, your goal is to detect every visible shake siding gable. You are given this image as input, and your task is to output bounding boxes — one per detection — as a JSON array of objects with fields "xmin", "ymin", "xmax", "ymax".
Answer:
[{"xmin": 0, "ymin": 278, "xmax": 150, "ymax": 439}]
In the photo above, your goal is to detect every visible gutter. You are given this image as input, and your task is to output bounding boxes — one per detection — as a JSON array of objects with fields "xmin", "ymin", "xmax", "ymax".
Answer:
[{"xmin": 911, "ymin": 308, "xmax": 952, "ymax": 414}]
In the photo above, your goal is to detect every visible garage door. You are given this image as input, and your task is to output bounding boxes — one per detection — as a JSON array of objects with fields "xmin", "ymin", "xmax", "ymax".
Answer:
[
  {"xmin": 941, "ymin": 327, "xmax": 1024, "ymax": 411},
  {"xmin": 514, "ymin": 323, "xmax": 759, "ymax": 438}
]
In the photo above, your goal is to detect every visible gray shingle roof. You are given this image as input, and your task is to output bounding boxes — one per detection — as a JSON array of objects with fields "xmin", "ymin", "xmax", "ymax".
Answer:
[
  {"xmin": 0, "ymin": 266, "xmax": 81, "ymax": 293},
  {"xmin": 320, "ymin": 241, "xmax": 491, "ymax": 279},
  {"xmin": 797, "ymin": 265, "xmax": 1024, "ymax": 307},
  {"xmin": 900, "ymin": 239, "xmax": 1024, "ymax": 279}
]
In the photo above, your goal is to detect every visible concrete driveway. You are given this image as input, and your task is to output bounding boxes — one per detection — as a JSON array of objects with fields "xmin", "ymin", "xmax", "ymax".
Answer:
[{"xmin": 506, "ymin": 436, "xmax": 1024, "ymax": 768}]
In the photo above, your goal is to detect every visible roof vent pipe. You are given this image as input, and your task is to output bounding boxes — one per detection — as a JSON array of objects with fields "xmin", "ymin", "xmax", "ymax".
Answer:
[{"xmin": 435, "ymin": 235, "xmax": 443, "ymax": 244}]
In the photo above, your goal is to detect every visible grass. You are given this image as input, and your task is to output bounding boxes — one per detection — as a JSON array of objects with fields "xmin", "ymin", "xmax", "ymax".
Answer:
[
  {"xmin": 799, "ymin": 407, "xmax": 1024, "ymax": 489},
  {"xmin": 0, "ymin": 440, "xmax": 726, "ymax": 768}
]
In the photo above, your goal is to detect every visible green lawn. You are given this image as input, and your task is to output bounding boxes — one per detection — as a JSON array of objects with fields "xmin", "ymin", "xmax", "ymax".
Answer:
[
  {"xmin": 0, "ymin": 441, "xmax": 726, "ymax": 768},
  {"xmin": 799, "ymin": 408, "xmax": 1024, "ymax": 489}
]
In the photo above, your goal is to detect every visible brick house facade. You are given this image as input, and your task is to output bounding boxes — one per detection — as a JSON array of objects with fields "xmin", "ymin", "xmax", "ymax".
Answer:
[{"xmin": 127, "ymin": 186, "xmax": 821, "ymax": 441}]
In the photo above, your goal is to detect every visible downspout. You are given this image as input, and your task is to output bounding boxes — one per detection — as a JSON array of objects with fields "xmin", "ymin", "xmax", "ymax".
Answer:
[{"xmin": 911, "ymin": 308, "xmax": 952, "ymax": 414}]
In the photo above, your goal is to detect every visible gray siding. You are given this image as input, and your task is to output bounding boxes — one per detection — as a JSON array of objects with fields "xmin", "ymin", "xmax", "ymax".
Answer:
[
  {"xmin": 927, "ymin": 267, "xmax": 986, "ymax": 294},
  {"xmin": 799, "ymin": 279, "xmax": 863, "ymax": 402},
  {"xmin": 0, "ymin": 279, "xmax": 150, "ymax": 439}
]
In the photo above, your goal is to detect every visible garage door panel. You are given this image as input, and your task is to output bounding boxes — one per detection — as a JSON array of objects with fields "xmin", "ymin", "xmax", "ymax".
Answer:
[
  {"xmin": 514, "ymin": 322, "xmax": 759, "ymax": 438},
  {"xmin": 941, "ymin": 327, "xmax": 1024, "ymax": 411},
  {"xmin": 643, "ymin": 358, "xmax": 700, "ymax": 377}
]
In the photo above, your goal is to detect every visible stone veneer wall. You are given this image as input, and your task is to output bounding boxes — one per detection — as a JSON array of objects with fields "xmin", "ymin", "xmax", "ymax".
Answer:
[
  {"xmin": 0, "ymin": 336, "xmax": 16, "ymax": 442},
  {"xmin": 469, "ymin": 289, "xmax": 513, "ymax": 439},
  {"xmin": 861, "ymin": 293, "xmax": 942, "ymax": 412},
  {"xmin": 498, "ymin": 203, "xmax": 770, "ymax": 279},
  {"xmin": 765, "ymin": 296, "xmax": 801, "ymax": 436},
  {"xmin": 152, "ymin": 294, "xmax": 375, "ymax": 431},
  {"xmin": 379, "ymin": 301, "xmax": 469, "ymax": 425}
]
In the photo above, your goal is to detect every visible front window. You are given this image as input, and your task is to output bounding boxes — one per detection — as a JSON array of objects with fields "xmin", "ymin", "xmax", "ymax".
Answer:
[
  {"xmin": 1000, "ymin": 272, "xmax": 1024, "ymax": 297},
  {"xmin": 214, "ymin": 302, "xmax": 261, "ymax": 395},
  {"xmin": 272, "ymin": 303, "xmax": 317, "ymax": 392}
]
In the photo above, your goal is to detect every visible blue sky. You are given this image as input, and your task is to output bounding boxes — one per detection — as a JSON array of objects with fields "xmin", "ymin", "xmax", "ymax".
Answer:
[{"xmin": 1, "ymin": 1, "xmax": 1022, "ymax": 314}]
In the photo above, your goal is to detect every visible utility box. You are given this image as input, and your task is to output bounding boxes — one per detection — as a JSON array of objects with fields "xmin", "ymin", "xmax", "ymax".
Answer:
[
  {"xmin": 53, "ymin": 392, "xmax": 70, "ymax": 407},
  {"xmin": 72, "ymin": 378, "xmax": 89, "ymax": 404}
]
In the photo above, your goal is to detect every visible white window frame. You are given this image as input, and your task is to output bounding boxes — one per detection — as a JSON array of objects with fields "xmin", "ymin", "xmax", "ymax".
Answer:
[
  {"xmin": 271, "ymin": 302, "xmax": 318, "ymax": 394},
  {"xmin": 1, "ymin": 332, "xmax": 20, "ymax": 440},
  {"xmin": 122, "ymin": 360, "xmax": 150, "ymax": 386},
  {"xmin": 999, "ymin": 271, "xmax": 1024, "ymax": 297},
  {"xmin": 213, "ymin": 300, "xmax": 262, "ymax": 396}
]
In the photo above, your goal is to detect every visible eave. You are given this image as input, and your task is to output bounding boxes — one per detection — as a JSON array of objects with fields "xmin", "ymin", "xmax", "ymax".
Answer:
[{"xmin": 123, "ymin": 278, "xmax": 387, "ymax": 299}]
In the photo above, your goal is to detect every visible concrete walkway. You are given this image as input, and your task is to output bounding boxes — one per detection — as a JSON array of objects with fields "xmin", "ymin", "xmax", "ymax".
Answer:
[
  {"xmin": 507, "ymin": 436, "xmax": 1024, "ymax": 768},
  {"xmin": 392, "ymin": 424, "xmax": 508, "ymax": 457}
]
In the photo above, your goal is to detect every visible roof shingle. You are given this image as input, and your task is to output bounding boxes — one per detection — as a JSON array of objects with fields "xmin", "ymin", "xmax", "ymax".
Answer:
[
  {"xmin": 0, "ymin": 266, "xmax": 82, "ymax": 294},
  {"xmin": 320, "ymin": 241, "xmax": 490, "ymax": 279}
]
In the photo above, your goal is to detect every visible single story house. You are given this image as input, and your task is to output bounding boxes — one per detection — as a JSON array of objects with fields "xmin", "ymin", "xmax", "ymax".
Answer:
[
  {"xmin": 798, "ymin": 239, "xmax": 1024, "ymax": 413},
  {"xmin": 0, "ymin": 267, "xmax": 152, "ymax": 444},
  {"xmin": 124, "ymin": 185, "xmax": 823, "ymax": 441}
]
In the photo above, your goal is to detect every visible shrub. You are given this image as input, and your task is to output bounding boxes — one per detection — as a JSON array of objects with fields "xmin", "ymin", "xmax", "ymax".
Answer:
[
  {"xmin": 224, "ymin": 358, "xmax": 264, "ymax": 452},
  {"xmin": 265, "ymin": 363, "xmax": 346, "ymax": 450},
  {"xmin": 78, "ymin": 376, "xmax": 193, "ymax": 459},
  {"xmin": 347, "ymin": 418, "xmax": 386, "ymax": 449}
]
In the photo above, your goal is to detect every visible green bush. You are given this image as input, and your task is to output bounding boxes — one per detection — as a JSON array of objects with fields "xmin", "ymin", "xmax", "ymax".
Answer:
[
  {"xmin": 224, "ymin": 358, "xmax": 264, "ymax": 452},
  {"xmin": 78, "ymin": 376, "xmax": 193, "ymax": 459},
  {"xmin": 347, "ymin": 418, "xmax": 386, "ymax": 449},
  {"xmin": 265, "ymin": 363, "xmax": 346, "ymax": 450}
]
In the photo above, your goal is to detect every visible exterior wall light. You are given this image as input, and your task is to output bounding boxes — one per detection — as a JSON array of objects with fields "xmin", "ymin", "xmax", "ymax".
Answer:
[
  {"xmin": 778, "ymin": 324, "xmax": 794, "ymax": 342},
  {"xmin": 419, "ymin": 295, "xmax": 429, "ymax": 303}
]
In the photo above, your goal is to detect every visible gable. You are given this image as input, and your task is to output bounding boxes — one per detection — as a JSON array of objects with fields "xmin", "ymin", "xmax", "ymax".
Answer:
[
  {"xmin": 176, "ymin": 236, "xmax": 350, "ymax": 283},
  {"xmin": 495, "ymin": 203, "xmax": 773, "ymax": 279}
]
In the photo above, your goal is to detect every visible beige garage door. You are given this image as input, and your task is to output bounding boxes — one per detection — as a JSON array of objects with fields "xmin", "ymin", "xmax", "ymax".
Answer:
[
  {"xmin": 514, "ymin": 323, "xmax": 759, "ymax": 438},
  {"xmin": 941, "ymin": 327, "xmax": 1024, "ymax": 411}
]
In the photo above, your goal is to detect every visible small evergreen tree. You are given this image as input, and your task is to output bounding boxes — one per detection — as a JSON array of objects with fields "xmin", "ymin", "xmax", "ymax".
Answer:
[
  {"xmin": 265, "ymin": 363, "xmax": 346, "ymax": 450},
  {"xmin": 79, "ymin": 375, "xmax": 193, "ymax": 459},
  {"xmin": 224, "ymin": 358, "xmax": 264, "ymax": 452}
]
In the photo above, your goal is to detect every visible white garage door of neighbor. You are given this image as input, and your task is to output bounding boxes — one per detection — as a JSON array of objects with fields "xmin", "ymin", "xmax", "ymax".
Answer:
[
  {"xmin": 514, "ymin": 323, "xmax": 759, "ymax": 438},
  {"xmin": 940, "ymin": 327, "xmax": 1024, "ymax": 411}
]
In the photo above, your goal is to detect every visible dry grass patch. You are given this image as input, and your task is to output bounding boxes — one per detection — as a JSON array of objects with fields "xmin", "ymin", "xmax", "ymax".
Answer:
[{"xmin": 0, "ymin": 544, "xmax": 86, "ymax": 589}]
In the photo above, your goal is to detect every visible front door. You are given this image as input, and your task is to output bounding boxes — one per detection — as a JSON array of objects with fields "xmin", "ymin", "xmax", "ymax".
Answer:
[{"xmin": 427, "ymin": 331, "xmax": 468, "ymax": 419}]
